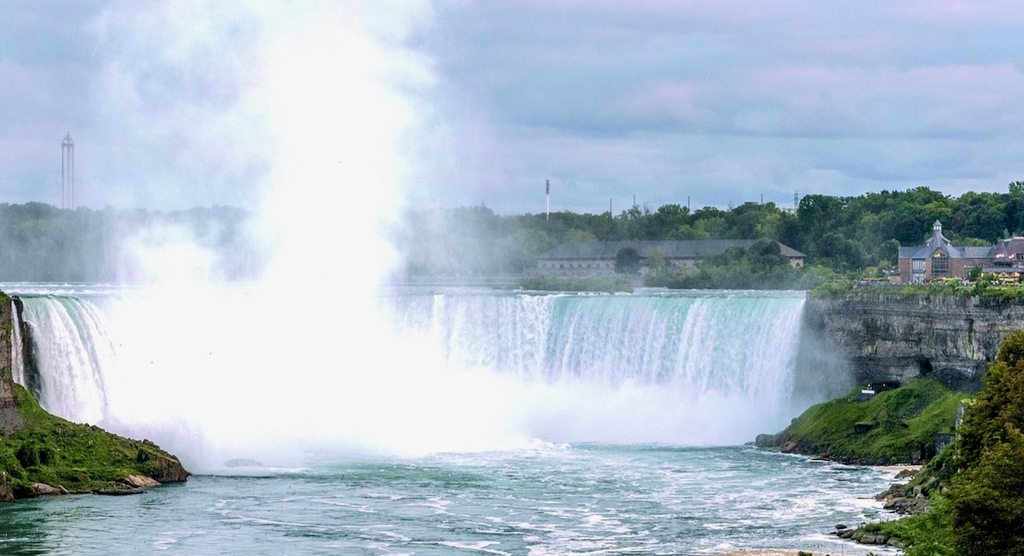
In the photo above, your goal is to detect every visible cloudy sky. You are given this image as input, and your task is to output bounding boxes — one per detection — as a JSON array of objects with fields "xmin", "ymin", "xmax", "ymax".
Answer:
[{"xmin": 3, "ymin": 1, "xmax": 1024, "ymax": 215}]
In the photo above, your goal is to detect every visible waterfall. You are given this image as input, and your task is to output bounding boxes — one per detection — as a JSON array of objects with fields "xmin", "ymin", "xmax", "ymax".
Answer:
[
  {"xmin": 390, "ymin": 291, "xmax": 803, "ymax": 395},
  {"xmin": 16, "ymin": 296, "xmax": 115, "ymax": 424},
  {"xmin": 384, "ymin": 290, "xmax": 808, "ymax": 444},
  {"xmin": 14, "ymin": 288, "xmax": 813, "ymax": 468}
]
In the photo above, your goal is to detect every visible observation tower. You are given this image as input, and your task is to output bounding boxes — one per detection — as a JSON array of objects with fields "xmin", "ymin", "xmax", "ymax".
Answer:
[{"xmin": 61, "ymin": 132, "xmax": 74, "ymax": 209}]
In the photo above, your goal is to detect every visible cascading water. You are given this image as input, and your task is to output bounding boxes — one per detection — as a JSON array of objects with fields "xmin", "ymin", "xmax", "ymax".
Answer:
[
  {"xmin": 12, "ymin": 287, "xmax": 813, "ymax": 471},
  {"xmin": 385, "ymin": 289, "xmax": 808, "ymax": 444},
  {"xmin": 15, "ymin": 295, "xmax": 115, "ymax": 425},
  {"xmin": 392, "ymin": 291, "xmax": 802, "ymax": 391}
]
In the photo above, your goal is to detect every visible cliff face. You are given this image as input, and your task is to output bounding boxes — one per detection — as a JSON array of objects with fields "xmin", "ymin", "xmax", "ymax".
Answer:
[
  {"xmin": 805, "ymin": 294, "xmax": 1024, "ymax": 392},
  {"xmin": 0, "ymin": 298, "xmax": 20, "ymax": 432}
]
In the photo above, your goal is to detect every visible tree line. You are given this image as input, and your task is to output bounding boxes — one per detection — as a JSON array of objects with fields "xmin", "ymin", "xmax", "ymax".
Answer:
[
  {"xmin": 0, "ymin": 202, "xmax": 259, "ymax": 282},
  {"xmin": 396, "ymin": 183, "xmax": 1024, "ymax": 280},
  {"xmin": 2, "ymin": 183, "xmax": 1023, "ymax": 284}
]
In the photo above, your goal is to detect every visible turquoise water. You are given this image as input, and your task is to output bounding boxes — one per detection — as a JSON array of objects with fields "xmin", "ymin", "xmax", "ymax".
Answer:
[{"xmin": 1, "ymin": 445, "xmax": 898, "ymax": 555}]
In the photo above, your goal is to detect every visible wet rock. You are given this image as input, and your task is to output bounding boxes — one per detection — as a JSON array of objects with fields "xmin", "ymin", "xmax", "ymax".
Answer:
[
  {"xmin": 859, "ymin": 533, "xmax": 889, "ymax": 545},
  {"xmin": 136, "ymin": 442, "xmax": 189, "ymax": 483},
  {"xmin": 895, "ymin": 467, "xmax": 919, "ymax": 479},
  {"xmin": 95, "ymin": 486, "xmax": 145, "ymax": 496}
]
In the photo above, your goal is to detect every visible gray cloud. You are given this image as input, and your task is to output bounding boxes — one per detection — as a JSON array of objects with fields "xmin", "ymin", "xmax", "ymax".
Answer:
[{"xmin": 2, "ymin": 1, "xmax": 1024, "ymax": 213}]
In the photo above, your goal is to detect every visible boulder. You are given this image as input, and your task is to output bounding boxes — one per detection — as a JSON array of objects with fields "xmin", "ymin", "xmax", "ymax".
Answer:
[
  {"xmin": 136, "ymin": 446, "xmax": 190, "ymax": 483},
  {"xmin": 0, "ymin": 472, "xmax": 13, "ymax": 502},
  {"xmin": 33, "ymin": 482, "xmax": 63, "ymax": 496},
  {"xmin": 123, "ymin": 475, "xmax": 160, "ymax": 488}
]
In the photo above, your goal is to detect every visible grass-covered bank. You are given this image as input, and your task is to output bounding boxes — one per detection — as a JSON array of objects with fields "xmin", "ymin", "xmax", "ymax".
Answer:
[
  {"xmin": 757, "ymin": 379, "xmax": 967, "ymax": 465},
  {"xmin": 0, "ymin": 383, "xmax": 188, "ymax": 500}
]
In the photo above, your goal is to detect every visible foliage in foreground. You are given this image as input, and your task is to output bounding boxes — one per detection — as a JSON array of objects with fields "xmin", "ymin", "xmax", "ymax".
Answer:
[
  {"xmin": 943, "ymin": 329, "xmax": 1024, "ymax": 554},
  {"xmin": 0, "ymin": 384, "xmax": 186, "ymax": 498},
  {"xmin": 872, "ymin": 503, "xmax": 956, "ymax": 556},
  {"xmin": 765, "ymin": 379, "xmax": 966, "ymax": 465},
  {"xmin": 857, "ymin": 330, "xmax": 1024, "ymax": 554}
]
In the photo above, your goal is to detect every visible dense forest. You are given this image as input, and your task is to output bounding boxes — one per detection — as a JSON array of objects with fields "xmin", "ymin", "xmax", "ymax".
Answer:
[{"xmin": 397, "ymin": 183, "xmax": 1024, "ymax": 283}]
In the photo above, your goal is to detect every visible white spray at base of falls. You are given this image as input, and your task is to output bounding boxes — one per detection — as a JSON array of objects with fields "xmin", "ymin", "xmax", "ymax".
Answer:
[{"xmin": 14, "ymin": 289, "xmax": 811, "ymax": 473}]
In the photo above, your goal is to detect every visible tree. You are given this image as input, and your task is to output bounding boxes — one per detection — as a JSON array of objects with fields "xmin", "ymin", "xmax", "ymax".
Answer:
[
  {"xmin": 948, "ymin": 330, "xmax": 1024, "ymax": 554},
  {"xmin": 645, "ymin": 250, "xmax": 669, "ymax": 277},
  {"xmin": 614, "ymin": 247, "xmax": 643, "ymax": 274},
  {"xmin": 564, "ymin": 228, "xmax": 598, "ymax": 243},
  {"xmin": 948, "ymin": 426, "xmax": 1024, "ymax": 555}
]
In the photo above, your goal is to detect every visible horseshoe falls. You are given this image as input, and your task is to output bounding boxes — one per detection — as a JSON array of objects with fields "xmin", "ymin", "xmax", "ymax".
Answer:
[
  {"xmin": 14, "ymin": 289, "xmax": 816, "ymax": 459},
  {"xmin": 4, "ymin": 287, "xmax": 898, "ymax": 556}
]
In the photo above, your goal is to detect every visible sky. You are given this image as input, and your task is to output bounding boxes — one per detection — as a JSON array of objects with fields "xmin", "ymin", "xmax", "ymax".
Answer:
[{"xmin": 3, "ymin": 1, "xmax": 1024, "ymax": 215}]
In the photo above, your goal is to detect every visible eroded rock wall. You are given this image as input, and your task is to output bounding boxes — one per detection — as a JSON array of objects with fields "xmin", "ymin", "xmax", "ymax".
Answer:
[
  {"xmin": 0, "ymin": 298, "xmax": 20, "ymax": 432},
  {"xmin": 805, "ymin": 293, "xmax": 1024, "ymax": 392}
]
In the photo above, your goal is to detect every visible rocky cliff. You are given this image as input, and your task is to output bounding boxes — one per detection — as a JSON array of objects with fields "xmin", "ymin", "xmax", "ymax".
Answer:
[
  {"xmin": 805, "ymin": 293, "xmax": 1024, "ymax": 392},
  {"xmin": 0, "ymin": 297, "xmax": 21, "ymax": 433}
]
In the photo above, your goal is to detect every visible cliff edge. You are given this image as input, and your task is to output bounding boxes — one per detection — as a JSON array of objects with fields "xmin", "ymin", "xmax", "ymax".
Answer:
[{"xmin": 805, "ymin": 293, "xmax": 1024, "ymax": 392}]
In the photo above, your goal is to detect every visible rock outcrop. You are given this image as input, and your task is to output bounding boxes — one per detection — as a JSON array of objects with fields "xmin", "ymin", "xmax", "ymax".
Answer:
[
  {"xmin": 805, "ymin": 293, "xmax": 1024, "ymax": 392},
  {"xmin": 0, "ymin": 297, "xmax": 22, "ymax": 433}
]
